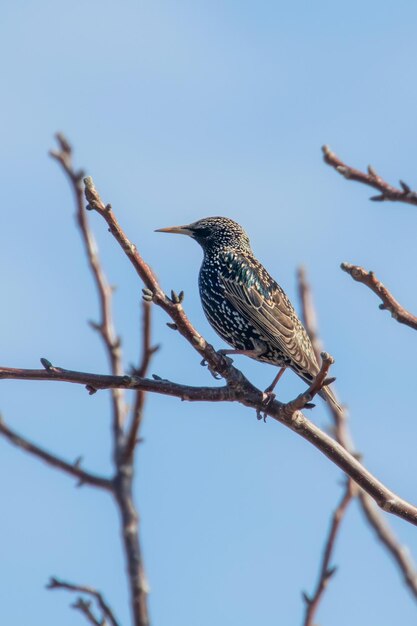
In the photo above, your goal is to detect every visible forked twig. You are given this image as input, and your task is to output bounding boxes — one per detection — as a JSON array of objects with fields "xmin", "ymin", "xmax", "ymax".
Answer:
[
  {"xmin": 322, "ymin": 145, "xmax": 417, "ymax": 206},
  {"xmin": 341, "ymin": 263, "xmax": 417, "ymax": 331},
  {"xmin": 47, "ymin": 577, "xmax": 120, "ymax": 626}
]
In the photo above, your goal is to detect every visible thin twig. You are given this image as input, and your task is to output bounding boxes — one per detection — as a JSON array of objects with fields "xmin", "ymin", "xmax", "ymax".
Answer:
[
  {"xmin": 284, "ymin": 351, "xmax": 334, "ymax": 412},
  {"xmin": 124, "ymin": 302, "xmax": 159, "ymax": 461},
  {"xmin": 297, "ymin": 268, "xmax": 324, "ymax": 364},
  {"xmin": 303, "ymin": 480, "xmax": 356, "ymax": 626},
  {"xmin": 0, "ymin": 418, "xmax": 112, "ymax": 491},
  {"xmin": 51, "ymin": 134, "xmax": 126, "ymax": 457},
  {"xmin": 51, "ymin": 136, "xmax": 150, "ymax": 626},
  {"xmin": 72, "ymin": 598, "xmax": 102, "ymax": 626},
  {"xmin": 47, "ymin": 577, "xmax": 120, "ymax": 626},
  {"xmin": 341, "ymin": 263, "xmax": 417, "ymax": 331},
  {"xmin": 322, "ymin": 145, "xmax": 417, "ymax": 206},
  {"xmin": 359, "ymin": 492, "xmax": 417, "ymax": 600},
  {"xmin": 297, "ymin": 266, "xmax": 417, "ymax": 607}
]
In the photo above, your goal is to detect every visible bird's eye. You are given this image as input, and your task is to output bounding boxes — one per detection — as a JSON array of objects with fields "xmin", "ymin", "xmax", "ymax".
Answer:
[{"xmin": 194, "ymin": 227, "xmax": 211, "ymax": 238}]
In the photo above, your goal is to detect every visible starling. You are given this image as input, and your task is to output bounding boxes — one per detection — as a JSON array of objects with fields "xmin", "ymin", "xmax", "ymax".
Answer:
[{"xmin": 156, "ymin": 216, "xmax": 340, "ymax": 410}]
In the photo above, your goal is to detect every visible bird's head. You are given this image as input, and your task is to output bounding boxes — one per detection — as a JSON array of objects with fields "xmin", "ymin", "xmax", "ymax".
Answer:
[{"xmin": 155, "ymin": 216, "xmax": 252, "ymax": 252}]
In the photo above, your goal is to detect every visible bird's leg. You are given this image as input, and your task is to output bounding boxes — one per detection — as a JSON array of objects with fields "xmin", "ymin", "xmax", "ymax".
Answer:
[
  {"xmin": 256, "ymin": 367, "xmax": 287, "ymax": 422},
  {"xmin": 217, "ymin": 348, "xmax": 265, "ymax": 364},
  {"xmin": 264, "ymin": 366, "xmax": 287, "ymax": 394},
  {"xmin": 201, "ymin": 346, "xmax": 265, "ymax": 379}
]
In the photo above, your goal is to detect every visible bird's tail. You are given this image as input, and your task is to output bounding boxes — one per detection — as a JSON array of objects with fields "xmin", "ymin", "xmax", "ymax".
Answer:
[{"xmin": 319, "ymin": 384, "xmax": 343, "ymax": 414}]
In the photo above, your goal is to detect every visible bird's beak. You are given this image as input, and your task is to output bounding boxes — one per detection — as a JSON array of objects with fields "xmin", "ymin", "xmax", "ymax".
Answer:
[{"xmin": 155, "ymin": 224, "xmax": 193, "ymax": 236}]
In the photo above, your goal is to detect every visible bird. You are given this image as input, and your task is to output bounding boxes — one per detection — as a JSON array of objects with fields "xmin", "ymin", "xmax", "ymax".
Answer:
[{"xmin": 156, "ymin": 216, "xmax": 340, "ymax": 411}]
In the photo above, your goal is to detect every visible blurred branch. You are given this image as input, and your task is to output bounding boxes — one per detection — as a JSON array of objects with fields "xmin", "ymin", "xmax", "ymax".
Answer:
[
  {"xmin": 297, "ymin": 266, "xmax": 417, "ymax": 613},
  {"xmin": 322, "ymin": 145, "xmax": 417, "ymax": 206},
  {"xmin": 303, "ymin": 480, "xmax": 356, "ymax": 626},
  {"xmin": 47, "ymin": 577, "xmax": 120, "ymax": 626},
  {"xmin": 71, "ymin": 599, "xmax": 102, "ymax": 626},
  {"xmin": 0, "ymin": 418, "xmax": 112, "ymax": 490},
  {"xmin": 359, "ymin": 492, "xmax": 417, "ymax": 600},
  {"xmin": 341, "ymin": 263, "xmax": 417, "ymax": 331}
]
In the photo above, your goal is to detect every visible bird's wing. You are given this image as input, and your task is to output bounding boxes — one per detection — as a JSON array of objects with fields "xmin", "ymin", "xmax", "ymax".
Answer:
[{"xmin": 219, "ymin": 252, "xmax": 319, "ymax": 377}]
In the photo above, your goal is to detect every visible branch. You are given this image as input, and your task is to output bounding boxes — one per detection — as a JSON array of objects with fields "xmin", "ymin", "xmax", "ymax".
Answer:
[
  {"xmin": 124, "ymin": 302, "xmax": 159, "ymax": 462},
  {"xmin": 0, "ymin": 418, "xmax": 112, "ymax": 491},
  {"xmin": 359, "ymin": 492, "xmax": 417, "ymax": 600},
  {"xmin": 7, "ymin": 164, "xmax": 417, "ymax": 527},
  {"xmin": 0, "ymin": 362, "xmax": 234, "ymax": 401},
  {"xmin": 283, "ymin": 351, "xmax": 334, "ymax": 412},
  {"xmin": 297, "ymin": 267, "xmax": 324, "ymax": 364},
  {"xmin": 83, "ymin": 177, "xmax": 417, "ymax": 526},
  {"xmin": 3, "ymin": 365, "xmax": 417, "ymax": 529},
  {"xmin": 51, "ymin": 134, "xmax": 126, "ymax": 454},
  {"xmin": 298, "ymin": 267, "xmax": 417, "ymax": 606},
  {"xmin": 83, "ymin": 176, "xmax": 240, "ymax": 387},
  {"xmin": 71, "ymin": 600, "xmax": 102, "ymax": 626},
  {"xmin": 322, "ymin": 145, "xmax": 417, "ymax": 205},
  {"xmin": 47, "ymin": 577, "xmax": 120, "ymax": 626},
  {"xmin": 303, "ymin": 480, "xmax": 355, "ymax": 626},
  {"xmin": 341, "ymin": 263, "xmax": 417, "ymax": 331},
  {"xmin": 52, "ymin": 135, "xmax": 150, "ymax": 626}
]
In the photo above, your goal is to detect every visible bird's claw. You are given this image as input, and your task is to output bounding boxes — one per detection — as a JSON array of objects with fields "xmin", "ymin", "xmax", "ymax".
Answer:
[
  {"xmin": 304, "ymin": 401, "xmax": 316, "ymax": 409},
  {"xmin": 256, "ymin": 392, "xmax": 276, "ymax": 422},
  {"xmin": 256, "ymin": 408, "xmax": 267, "ymax": 422},
  {"xmin": 200, "ymin": 358, "xmax": 222, "ymax": 379}
]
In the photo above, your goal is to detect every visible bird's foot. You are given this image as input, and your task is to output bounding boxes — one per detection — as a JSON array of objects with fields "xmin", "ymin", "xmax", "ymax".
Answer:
[
  {"xmin": 216, "ymin": 349, "xmax": 235, "ymax": 365},
  {"xmin": 256, "ymin": 390, "xmax": 276, "ymax": 422},
  {"xmin": 256, "ymin": 408, "xmax": 267, "ymax": 422}
]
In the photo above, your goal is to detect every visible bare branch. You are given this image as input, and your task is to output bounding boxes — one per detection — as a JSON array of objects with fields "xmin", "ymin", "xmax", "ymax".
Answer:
[
  {"xmin": 0, "ymin": 419, "xmax": 112, "ymax": 491},
  {"xmin": 84, "ymin": 178, "xmax": 417, "ymax": 524},
  {"xmin": 51, "ymin": 135, "xmax": 149, "ymax": 626},
  {"xmin": 341, "ymin": 263, "xmax": 417, "ymax": 331},
  {"xmin": 83, "ymin": 176, "xmax": 239, "ymax": 386},
  {"xmin": 124, "ymin": 302, "xmax": 159, "ymax": 462},
  {"xmin": 322, "ymin": 145, "xmax": 417, "ymax": 206},
  {"xmin": 51, "ymin": 134, "xmax": 126, "ymax": 455},
  {"xmin": 3, "ymin": 366, "xmax": 417, "ymax": 529},
  {"xmin": 6, "ymin": 163, "xmax": 417, "ymax": 528},
  {"xmin": 71, "ymin": 598, "xmax": 102, "ymax": 626},
  {"xmin": 359, "ymin": 492, "xmax": 417, "ymax": 599},
  {"xmin": 298, "ymin": 267, "xmax": 417, "ymax": 606},
  {"xmin": 47, "ymin": 577, "xmax": 120, "ymax": 626},
  {"xmin": 0, "ymin": 362, "xmax": 235, "ymax": 401},
  {"xmin": 297, "ymin": 267, "xmax": 324, "ymax": 364},
  {"xmin": 303, "ymin": 480, "xmax": 356, "ymax": 626}
]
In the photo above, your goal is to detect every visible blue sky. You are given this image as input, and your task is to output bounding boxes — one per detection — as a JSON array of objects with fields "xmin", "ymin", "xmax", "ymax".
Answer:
[{"xmin": 2, "ymin": 1, "xmax": 417, "ymax": 624}]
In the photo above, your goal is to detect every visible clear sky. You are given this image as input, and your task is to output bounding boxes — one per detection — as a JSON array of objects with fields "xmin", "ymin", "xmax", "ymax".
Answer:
[{"xmin": 2, "ymin": 1, "xmax": 417, "ymax": 625}]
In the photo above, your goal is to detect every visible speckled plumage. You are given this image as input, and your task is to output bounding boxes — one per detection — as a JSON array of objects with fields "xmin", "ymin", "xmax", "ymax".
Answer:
[{"xmin": 157, "ymin": 216, "xmax": 339, "ymax": 408}]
